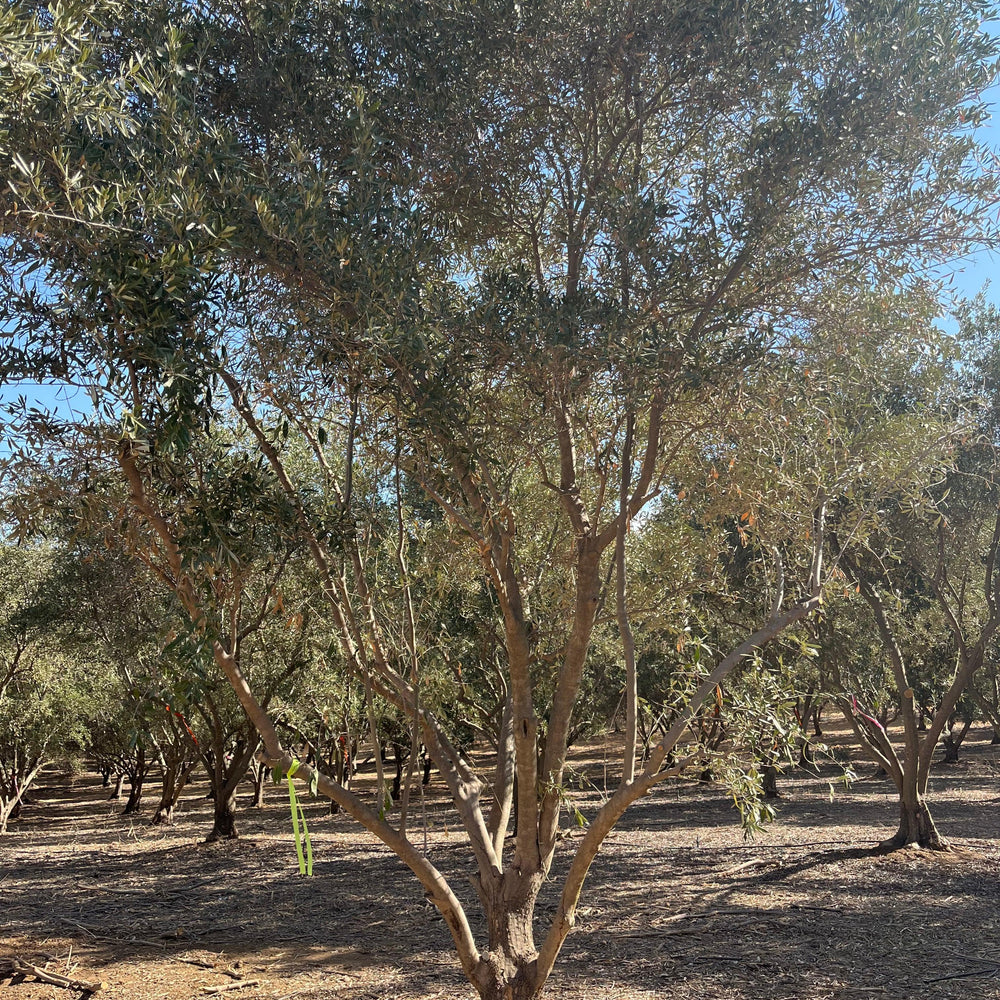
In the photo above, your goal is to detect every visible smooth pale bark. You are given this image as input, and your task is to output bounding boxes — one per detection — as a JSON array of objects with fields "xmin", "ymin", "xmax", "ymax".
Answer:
[
  {"xmin": 394, "ymin": 441, "xmax": 423, "ymax": 838},
  {"xmin": 486, "ymin": 695, "xmax": 515, "ymax": 860},
  {"xmin": 615, "ymin": 414, "xmax": 638, "ymax": 784}
]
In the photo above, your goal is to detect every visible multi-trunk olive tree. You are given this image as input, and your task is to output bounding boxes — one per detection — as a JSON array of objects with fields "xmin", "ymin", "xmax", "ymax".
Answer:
[
  {"xmin": 825, "ymin": 296, "xmax": 1000, "ymax": 850},
  {"xmin": 0, "ymin": 545, "xmax": 105, "ymax": 833},
  {"xmin": 50, "ymin": 542, "xmax": 178, "ymax": 814},
  {"xmin": 0, "ymin": 653, "xmax": 92, "ymax": 833},
  {"xmin": 829, "ymin": 494, "xmax": 1000, "ymax": 850},
  {"xmin": 0, "ymin": 544, "xmax": 76, "ymax": 831},
  {"xmin": 2, "ymin": 2, "xmax": 999, "ymax": 997}
]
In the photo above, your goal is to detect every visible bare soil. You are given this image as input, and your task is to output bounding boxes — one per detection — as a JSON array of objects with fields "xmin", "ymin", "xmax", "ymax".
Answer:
[{"xmin": 2, "ymin": 725, "xmax": 999, "ymax": 1000}]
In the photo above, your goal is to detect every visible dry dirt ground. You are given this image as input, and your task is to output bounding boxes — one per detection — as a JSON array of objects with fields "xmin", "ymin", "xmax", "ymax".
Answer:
[{"xmin": 1, "ymin": 726, "xmax": 999, "ymax": 1000}]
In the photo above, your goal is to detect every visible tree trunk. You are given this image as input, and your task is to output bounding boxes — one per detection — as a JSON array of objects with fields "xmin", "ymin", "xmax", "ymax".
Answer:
[
  {"xmin": 473, "ymin": 875, "xmax": 544, "ymax": 1000},
  {"xmin": 1, "ymin": 775, "xmax": 25, "ymax": 828},
  {"xmin": 152, "ymin": 765, "xmax": 178, "ymax": 825},
  {"xmin": 1, "ymin": 759, "xmax": 47, "ymax": 833},
  {"xmin": 9, "ymin": 774, "xmax": 23, "ymax": 819},
  {"xmin": 122, "ymin": 779, "xmax": 143, "ymax": 814},
  {"xmin": 762, "ymin": 764, "xmax": 780, "ymax": 799},
  {"xmin": 475, "ymin": 971, "xmax": 541, "ymax": 1000},
  {"xmin": 0, "ymin": 792, "xmax": 21, "ymax": 833},
  {"xmin": 336, "ymin": 734, "xmax": 355, "ymax": 802},
  {"xmin": 252, "ymin": 759, "xmax": 267, "ymax": 808},
  {"xmin": 152, "ymin": 799, "xmax": 175, "ymax": 825},
  {"xmin": 110, "ymin": 773, "xmax": 125, "ymax": 800},
  {"xmin": 391, "ymin": 741, "xmax": 405, "ymax": 801},
  {"xmin": 882, "ymin": 796, "xmax": 948, "ymax": 851},
  {"xmin": 206, "ymin": 790, "xmax": 239, "ymax": 842},
  {"xmin": 204, "ymin": 750, "xmax": 216, "ymax": 798},
  {"xmin": 327, "ymin": 737, "xmax": 348, "ymax": 815},
  {"xmin": 152, "ymin": 757, "xmax": 196, "ymax": 825},
  {"xmin": 940, "ymin": 715, "xmax": 972, "ymax": 763},
  {"xmin": 122, "ymin": 747, "xmax": 146, "ymax": 815}
]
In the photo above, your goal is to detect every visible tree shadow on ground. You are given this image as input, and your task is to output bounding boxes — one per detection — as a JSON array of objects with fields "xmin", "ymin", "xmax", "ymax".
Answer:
[{"xmin": 3, "ymin": 734, "xmax": 999, "ymax": 1000}]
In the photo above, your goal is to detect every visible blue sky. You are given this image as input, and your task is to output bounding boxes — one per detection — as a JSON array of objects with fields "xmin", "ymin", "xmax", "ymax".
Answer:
[{"xmin": 942, "ymin": 21, "xmax": 1000, "ymax": 311}]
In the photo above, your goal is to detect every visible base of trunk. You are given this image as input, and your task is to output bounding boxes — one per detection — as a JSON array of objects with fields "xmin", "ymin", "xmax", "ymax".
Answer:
[
  {"xmin": 122, "ymin": 783, "xmax": 144, "ymax": 815},
  {"xmin": 475, "ymin": 976, "xmax": 541, "ymax": 1000},
  {"xmin": 472, "ymin": 874, "xmax": 546, "ymax": 1000},
  {"xmin": 205, "ymin": 822, "xmax": 239, "ymax": 843},
  {"xmin": 152, "ymin": 804, "xmax": 175, "ymax": 825},
  {"xmin": 205, "ymin": 799, "xmax": 239, "ymax": 842},
  {"xmin": 474, "ymin": 952, "xmax": 541, "ymax": 1000},
  {"xmin": 763, "ymin": 765, "xmax": 781, "ymax": 799},
  {"xmin": 880, "ymin": 799, "xmax": 949, "ymax": 852}
]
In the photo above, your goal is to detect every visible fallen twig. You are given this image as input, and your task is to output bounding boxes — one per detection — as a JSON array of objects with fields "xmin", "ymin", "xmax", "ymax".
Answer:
[
  {"xmin": 943, "ymin": 948, "xmax": 1000, "ymax": 966},
  {"xmin": 719, "ymin": 858, "xmax": 783, "ymax": 877},
  {"xmin": 59, "ymin": 918, "xmax": 98, "ymax": 939},
  {"xmin": 202, "ymin": 978, "xmax": 263, "ymax": 995},
  {"xmin": 924, "ymin": 966, "xmax": 1000, "ymax": 984},
  {"xmin": 660, "ymin": 907, "xmax": 762, "ymax": 923},
  {"xmin": 1, "ymin": 957, "xmax": 105, "ymax": 992},
  {"xmin": 175, "ymin": 956, "xmax": 217, "ymax": 970}
]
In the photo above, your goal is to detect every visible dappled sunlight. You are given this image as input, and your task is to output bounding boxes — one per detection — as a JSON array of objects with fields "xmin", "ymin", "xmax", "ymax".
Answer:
[{"xmin": 3, "ymin": 725, "xmax": 997, "ymax": 1000}]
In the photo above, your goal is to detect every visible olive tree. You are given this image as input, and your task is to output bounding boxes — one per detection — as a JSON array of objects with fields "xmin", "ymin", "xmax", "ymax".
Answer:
[
  {"xmin": 826, "ymin": 296, "xmax": 1000, "ymax": 850},
  {"xmin": 2, "ymin": 2, "xmax": 998, "ymax": 997},
  {"xmin": 0, "ymin": 544, "xmax": 94, "ymax": 831}
]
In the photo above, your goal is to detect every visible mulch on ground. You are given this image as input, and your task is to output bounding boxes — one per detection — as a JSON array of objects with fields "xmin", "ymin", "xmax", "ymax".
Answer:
[{"xmin": 2, "ymin": 726, "xmax": 998, "ymax": 1000}]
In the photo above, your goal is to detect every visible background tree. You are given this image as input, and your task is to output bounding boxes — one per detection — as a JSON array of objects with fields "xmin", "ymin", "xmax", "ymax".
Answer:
[
  {"xmin": 0, "ymin": 544, "xmax": 93, "ymax": 832},
  {"xmin": 826, "ymin": 297, "xmax": 1000, "ymax": 850}
]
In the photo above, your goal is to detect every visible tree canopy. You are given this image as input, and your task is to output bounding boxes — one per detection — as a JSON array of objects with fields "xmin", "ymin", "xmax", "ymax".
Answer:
[{"xmin": 1, "ymin": 2, "xmax": 999, "ymax": 998}]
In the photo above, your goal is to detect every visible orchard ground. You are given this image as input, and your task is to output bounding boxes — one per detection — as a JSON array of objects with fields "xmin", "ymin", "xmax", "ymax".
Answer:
[{"xmin": 1, "ymin": 725, "xmax": 998, "ymax": 1000}]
